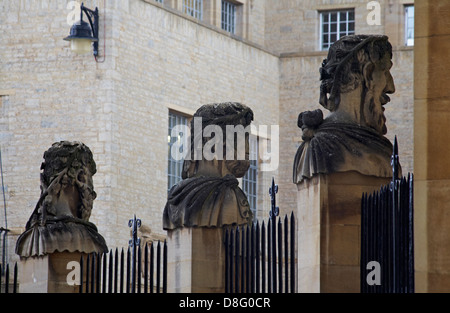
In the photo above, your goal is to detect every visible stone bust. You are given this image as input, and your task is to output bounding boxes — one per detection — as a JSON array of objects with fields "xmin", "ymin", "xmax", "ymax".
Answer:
[
  {"xmin": 163, "ymin": 102, "xmax": 254, "ymax": 230},
  {"xmin": 16, "ymin": 141, "xmax": 108, "ymax": 257},
  {"xmin": 293, "ymin": 35, "xmax": 401, "ymax": 183}
]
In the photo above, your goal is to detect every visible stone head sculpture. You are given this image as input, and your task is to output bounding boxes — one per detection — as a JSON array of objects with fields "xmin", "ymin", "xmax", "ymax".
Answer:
[
  {"xmin": 16, "ymin": 141, "xmax": 107, "ymax": 257},
  {"xmin": 293, "ymin": 35, "xmax": 400, "ymax": 183},
  {"xmin": 319, "ymin": 34, "xmax": 395, "ymax": 135},
  {"xmin": 39, "ymin": 141, "xmax": 97, "ymax": 222},
  {"xmin": 163, "ymin": 102, "xmax": 254, "ymax": 230},
  {"xmin": 182, "ymin": 102, "xmax": 254, "ymax": 179}
]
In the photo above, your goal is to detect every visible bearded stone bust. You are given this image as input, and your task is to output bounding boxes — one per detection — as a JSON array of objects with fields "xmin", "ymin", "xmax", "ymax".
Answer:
[
  {"xmin": 293, "ymin": 35, "xmax": 401, "ymax": 183},
  {"xmin": 163, "ymin": 102, "xmax": 254, "ymax": 230},
  {"xmin": 16, "ymin": 141, "xmax": 108, "ymax": 257}
]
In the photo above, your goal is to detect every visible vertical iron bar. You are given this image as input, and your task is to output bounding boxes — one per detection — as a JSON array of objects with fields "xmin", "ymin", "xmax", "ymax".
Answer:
[
  {"xmin": 290, "ymin": 212, "xmax": 295, "ymax": 293},
  {"xmin": 278, "ymin": 218, "xmax": 282, "ymax": 293},
  {"xmin": 157, "ymin": 241, "xmax": 161, "ymax": 293},
  {"xmin": 240, "ymin": 227, "xmax": 245, "ymax": 293},
  {"xmin": 102, "ymin": 252, "xmax": 107, "ymax": 293},
  {"xmin": 246, "ymin": 225, "xmax": 250, "ymax": 293},
  {"xmin": 267, "ymin": 219, "xmax": 272, "ymax": 293},
  {"xmin": 229, "ymin": 228, "xmax": 234, "ymax": 293},
  {"xmin": 235, "ymin": 227, "xmax": 240, "ymax": 293},
  {"xmin": 408, "ymin": 174, "xmax": 415, "ymax": 292},
  {"xmin": 150, "ymin": 242, "xmax": 154, "ymax": 293},
  {"xmin": 391, "ymin": 136, "xmax": 399, "ymax": 293},
  {"xmin": 272, "ymin": 216, "xmax": 277, "ymax": 293},
  {"xmin": 256, "ymin": 222, "xmax": 260, "ymax": 293},
  {"xmin": 13, "ymin": 262, "xmax": 17, "ymax": 293},
  {"xmin": 126, "ymin": 247, "xmax": 131, "ymax": 293},
  {"xmin": 91, "ymin": 253, "xmax": 96, "ymax": 293},
  {"xmin": 360, "ymin": 193, "xmax": 365, "ymax": 293},
  {"xmin": 114, "ymin": 248, "xmax": 119, "ymax": 293},
  {"xmin": 120, "ymin": 249, "xmax": 124, "ymax": 293},
  {"xmin": 284, "ymin": 215, "xmax": 289, "ymax": 293},
  {"xmin": 251, "ymin": 223, "xmax": 255, "ymax": 293},
  {"xmin": 131, "ymin": 245, "xmax": 136, "ymax": 293},
  {"xmin": 96, "ymin": 252, "xmax": 101, "ymax": 293},
  {"xmin": 163, "ymin": 240, "xmax": 168, "ymax": 293},
  {"xmin": 138, "ymin": 243, "xmax": 142, "ymax": 293},
  {"xmin": 108, "ymin": 250, "xmax": 113, "ymax": 293},
  {"xmin": 5, "ymin": 263, "xmax": 9, "ymax": 293},
  {"xmin": 225, "ymin": 228, "xmax": 230, "ymax": 293},
  {"xmin": 261, "ymin": 221, "xmax": 266, "ymax": 293}
]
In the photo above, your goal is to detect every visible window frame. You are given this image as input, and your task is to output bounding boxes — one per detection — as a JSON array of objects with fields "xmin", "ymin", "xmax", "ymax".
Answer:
[
  {"xmin": 404, "ymin": 5, "xmax": 414, "ymax": 46},
  {"xmin": 167, "ymin": 110, "xmax": 191, "ymax": 192},
  {"xmin": 319, "ymin": 9, "xmax": 355, "ymax": 51},
  {"xmin": 242, "ymin": 135, "xmax": 258, "ymax": 218},
  {"xmin": 183, "ymin": 0, "xmax": 203, "ymax": 21},
  {"xmin": 221, "ymin": 0, "xmax": 237, "ymax": 34}
]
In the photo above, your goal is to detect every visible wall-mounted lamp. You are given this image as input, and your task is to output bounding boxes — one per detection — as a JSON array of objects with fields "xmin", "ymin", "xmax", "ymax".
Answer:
[{"xmin": 64, "ymin": 3, "xmax": 99, "ymax": 56}]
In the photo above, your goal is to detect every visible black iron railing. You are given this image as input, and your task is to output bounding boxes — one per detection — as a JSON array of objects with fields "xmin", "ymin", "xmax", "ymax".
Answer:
[
  {"xmin": 0, "ymin": 262, "xmax": 17, "ymax": 293},
  {"xmin": 360, "ymin": 137, "xmax": 414, "ymax": 293},
  {"xmin": 224, "ymin": 179, "xmax": 296, "ymax": 293},
  {"xmin": 79, "ymin": 215, "xmax": 168, "ymax": 293}
]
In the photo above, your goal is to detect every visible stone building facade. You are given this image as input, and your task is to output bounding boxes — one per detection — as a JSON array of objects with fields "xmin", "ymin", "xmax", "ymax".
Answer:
[{"xmin": 0, "ymin": 0, "xmax": 413, "ymax": 265}]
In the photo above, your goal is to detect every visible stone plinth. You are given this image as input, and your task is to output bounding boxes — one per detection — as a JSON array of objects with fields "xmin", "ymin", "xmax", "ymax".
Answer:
[
  {"xmin": 19, "ymin": 252, "xmax": 84, "ymax": 293},
  {"xmin": 297, "ymin": 171, "xmax": 390, "ymax": 293},
  {"xmin": 166, "ymin": 227, "xmax": 225, "ymax": 293}
]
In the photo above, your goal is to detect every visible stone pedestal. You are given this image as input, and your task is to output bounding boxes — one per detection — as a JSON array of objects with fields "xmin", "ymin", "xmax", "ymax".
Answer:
[
  {"xmin": 19, "ymin": 252, "xmax": 84, "ymax": 293},
  {"xmin": 166, "ymin": 227, "xmax": 225, "ymax": 293},
  {"xmin": 296, "ymin": 171, "xmax": 390, "ymax": 293}
]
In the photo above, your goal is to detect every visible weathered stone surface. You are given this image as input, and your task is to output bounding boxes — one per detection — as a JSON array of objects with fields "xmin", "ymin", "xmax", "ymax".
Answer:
[
  {"xmin": 15, "ymin": 141, "xmax": 108, "ymax": 257},
  {"xmin": 163, "ymin": 102, "xmax": 253, "ymax": 230},
  {"xmin": 293, "ymin": 35, "xmax": 400, "ymax": 183}
]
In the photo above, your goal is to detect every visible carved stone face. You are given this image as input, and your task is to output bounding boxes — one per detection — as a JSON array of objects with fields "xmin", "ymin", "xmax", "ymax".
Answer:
[
  {"xmin": 224, "ymin": 132, "xmax": 251, "ymax": 178},
  {"xmin": 363, "ymin": 53, "xmax": 395, "ymax": 135}
]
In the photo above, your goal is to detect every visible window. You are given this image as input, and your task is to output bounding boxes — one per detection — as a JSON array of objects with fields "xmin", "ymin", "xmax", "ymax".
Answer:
[
  {"xmin": 242, "ymin": 136, "xmax": 258, "ymax": 218},
  {"xmin": 154, "ymin": 0, "xmax": 163, "ymax": 3},
  {"xmin": 320, "ymin": 9, "xmax": 355, "ymax": 50},
  {"xmin": 168, "ymin": 111, "xmax": 189, "ymax": 192},
  {"xmin": 183, "ymin": 0, "xmax": 203, "ymax": 20},
  {"xmin": 405, "ymin": 5, "xmax": 414, "ymax": 46},
  {"xmin": 222, "ymin": 0, "xmax": 236, "ymax": 34}
]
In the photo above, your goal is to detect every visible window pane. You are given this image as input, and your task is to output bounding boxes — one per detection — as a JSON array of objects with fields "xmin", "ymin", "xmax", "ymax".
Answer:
[
  {"xmin": 348, "ymin": 11, "xmax": 354, "ymax": 21},
  {"xmin": 330, "ymin": 13, "xmax": 337, "ymax": 22},
  {"xmin": 405, "ymin": 5, "xmax": 414, "ymax": 46},
  {"xmin": 330, "ymin": 22, "xmax": 337, "ymax": 32},
  {"xmin": 242, "ymin": 137, "xmax": 258, "ymax": 217},
  {"xmin": 168, "ymin": 111, "xmax": 189, "ymax": 192},
  {"xmin": 348, "ymin": 21, "xmax": 355, "ymax": 32},
  {"xmin": 330, "ymin": 33, "xmax": 337, "ymax": 43}
]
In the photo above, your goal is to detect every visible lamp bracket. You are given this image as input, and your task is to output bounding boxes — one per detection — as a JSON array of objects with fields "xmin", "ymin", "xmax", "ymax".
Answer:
[{"xmin": 81, "ymin": 3, "xmax": 99, "ymax": 56}]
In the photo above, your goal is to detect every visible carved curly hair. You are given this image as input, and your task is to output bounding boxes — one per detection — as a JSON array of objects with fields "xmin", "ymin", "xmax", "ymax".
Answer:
[{"xmin": 319, "ymin": 35, "xmax": 392, "ymax": 111}]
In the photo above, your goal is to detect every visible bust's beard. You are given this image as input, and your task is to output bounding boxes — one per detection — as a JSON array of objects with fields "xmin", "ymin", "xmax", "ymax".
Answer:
[{"xmin": 363, "ymin": 93, "xmax": 387, "ymax": 135}]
